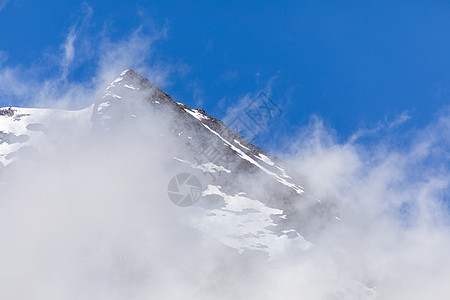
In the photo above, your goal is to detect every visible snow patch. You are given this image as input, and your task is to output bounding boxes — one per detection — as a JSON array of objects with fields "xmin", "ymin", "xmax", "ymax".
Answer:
[
  {"xmin": 174, "ymin": 157, "xmax": 231, "ymax": 174},
  {"xmin": 124, "ymin": 84, "xmax": 137, "ymax": 90},
  {"xmin": 201, "ymin": 123, "xmax": 305, "ymax": 195},
  {"xmin": 234, "ymin": 139, "xmax": 250, "ymax": 150},
  {"xmin": 180, "ymin": 184, "xmax": 311, "ymax": 258},
  {"xmin": 256, "ymin": 153, "xmax": 275, "ymax": 166},
  {"xmin": 184, "ymin": 109, "xmax": 209, "ymax": 121}
]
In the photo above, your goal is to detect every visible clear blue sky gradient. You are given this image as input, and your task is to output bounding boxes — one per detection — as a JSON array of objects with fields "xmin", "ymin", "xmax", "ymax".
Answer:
[{"xmin": 1, "ymin": 1, "xmax": 450, "ymax": 148}]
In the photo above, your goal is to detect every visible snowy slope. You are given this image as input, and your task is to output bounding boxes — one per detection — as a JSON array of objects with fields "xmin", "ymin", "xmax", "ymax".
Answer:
[
  {"xmin": 0, "ymin": 106, "xmax": 92, "ymax": 166},
  {"xmin": 0, "ymin": 69, "xmax": 327, "ymax": 258}
]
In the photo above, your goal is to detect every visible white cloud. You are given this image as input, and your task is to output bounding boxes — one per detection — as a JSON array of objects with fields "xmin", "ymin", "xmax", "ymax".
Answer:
[
  {"xmin": 0, "ymin": 0, "xmax": 9, "ymax": 11},
  {"xmin": 0, "ymin": 50, "xmax": 7, "ymax": 65},
  {"xmin": 277, "ymin": 110, "xmax": 450, "ymax": 299},
  {"xmin": 94, "ymin": 28, "xmax": 171, "ymax": 89},
  {"xmin": 61, "ymin": 28, "xmax": 76, "ymax": 77},
  {"xmin": 0, "ymin": 12, "xmax": 178, "ymax": 110},
  {"xmin": 0, "ymin": 6, "xmax": 449, "ymax": 299},
  {"xmin": 222, "ymin": 72, "xmax": 279, "ymax": 124},
  {"xmin": 349, "ymin": 110, "xmax": 411, "ymax": 143},
  {"xmin": 387, "ymin": 110, "xmax": 411, "ymax": 128}
]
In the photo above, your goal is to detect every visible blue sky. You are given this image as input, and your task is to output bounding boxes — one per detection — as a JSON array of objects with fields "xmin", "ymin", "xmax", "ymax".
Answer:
[
  {"xmin": 2, "ymin": 2, "xmax": 450, "ymax": 295},
  {"xmin": 1, "ymin": 1, "xmax": 450, "ymax": 151}
]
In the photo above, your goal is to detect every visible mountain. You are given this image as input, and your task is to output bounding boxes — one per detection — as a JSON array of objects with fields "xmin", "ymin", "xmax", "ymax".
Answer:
[{"xmin": 0, "ymin": 69, "xmax": 331, "ymax": 258}]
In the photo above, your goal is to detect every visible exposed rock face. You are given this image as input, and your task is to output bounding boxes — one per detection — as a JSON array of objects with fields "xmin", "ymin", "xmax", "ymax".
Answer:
[{"xmin": 0, "ymin": 69, "xmax": 331, "ymax": 257}]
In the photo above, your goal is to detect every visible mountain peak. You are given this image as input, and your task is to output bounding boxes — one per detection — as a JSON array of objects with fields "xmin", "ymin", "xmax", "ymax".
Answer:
[
  {"xmin": 111, "ymin": 68, "xmax": 158, "ymax": 91},
  {"xmin": 119, "ymin": 68, "xmax": 133, "ymax": 76},
  {"xmin": 119, "ymin": 68, "xmax": 143, "ymax": 79},
  {"xmin": 1, "ymin": 70, "xmax": 329, "ymax": 257},
  {"xmin": 94, "ymin": 69, "xmax": 173, "ymax": 117}
]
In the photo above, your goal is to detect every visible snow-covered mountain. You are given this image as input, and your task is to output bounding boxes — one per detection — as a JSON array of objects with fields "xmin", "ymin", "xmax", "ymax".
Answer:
[
  {"xmin": 0, "ymin": 70, "xmax": 382, "ymax": 299},
  {"xmin": 0, "ymin": 69, "xmax": 331, "ymax": 258}
]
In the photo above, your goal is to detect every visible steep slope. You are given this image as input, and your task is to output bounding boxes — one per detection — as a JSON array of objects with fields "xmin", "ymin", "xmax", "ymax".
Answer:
[{"xmin": 0, "ymin": 69, "xmax": 330, "ymax": 257}]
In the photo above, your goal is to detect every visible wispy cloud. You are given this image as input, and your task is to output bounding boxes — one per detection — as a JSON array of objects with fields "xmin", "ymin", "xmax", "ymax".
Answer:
[
  {"xmin": 60, "ymin": 28, "xmax": 77, "ymax": 79},
  {"xmin": 0, "ymin": 7, "xmax": 180, "ymax": 109},
  {"xmin": 277, "ymin": 109, "xmax": 450, "ymax": 299},
  {"xmin": 223, "ymin": 72, "xmax": 280, "ymax": 122},
  {"xmin": 0, "ymin": 0, "xmax": 10, "ymax": 11},
  {"xmin": 349, "ymin": 110, "xmax": 411, "ymax": 143},
  {"xmin": 387, "ymin": 110, "xmax": 411, "ymax": 128},
  {"xmin": 0, "ymin": 5, "xmax": 449, "ymax": 299}
]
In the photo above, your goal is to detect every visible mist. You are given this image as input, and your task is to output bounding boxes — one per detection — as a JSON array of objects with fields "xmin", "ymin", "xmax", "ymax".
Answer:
[
  {"xmin": 0, "ymin": 21, "xmax": 450, "ymax": 300},
  {"xmin": 277, "ymin": 114, "xmax": 450, "ymax": 299},
  {"xmin": 1, "ymin": 89, "xmax": 449, "ymax": 300}
]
